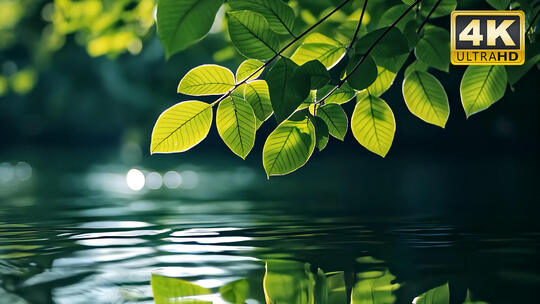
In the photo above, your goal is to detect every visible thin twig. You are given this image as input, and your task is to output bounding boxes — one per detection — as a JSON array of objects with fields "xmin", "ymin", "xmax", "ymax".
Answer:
[
  {"xmin": 210, "ymin": 0, "xmax": 353, "ymax": 107},
  {"xmin": 526, "ymin": 9, "xmax": 540, "ymax": 35},
  {"xmin": 315, "ymin": 0, "xmax": 421, "ymax": 105},
  {"xmin": 347, "ymin": 0, "xmax": 369, "ymax": 50},
  {"xmin": 417, "ymin": 0, "xmax": 442, "ymax": 33}
]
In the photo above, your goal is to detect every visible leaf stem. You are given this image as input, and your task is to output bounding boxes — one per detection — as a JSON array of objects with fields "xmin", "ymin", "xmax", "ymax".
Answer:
[
  {"xmin": 315, "ymin": 0, "xmax": 421, "ymax": 105},
  {"xmin": 211, "ymin": 0, "xmax": 353, "ymax": 107},
  {"xmin": 417, "ymin": 0, "xmax": 442, "ymax": 33},
  {"xmin": 347, "ymin": 0, "xmax": 369, "ymax": 50}
]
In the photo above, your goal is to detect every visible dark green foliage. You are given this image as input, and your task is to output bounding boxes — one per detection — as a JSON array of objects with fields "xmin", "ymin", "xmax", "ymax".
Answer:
[{"xmin": 151, "ymin": 0, "xmax": 539, "ymax": 176}]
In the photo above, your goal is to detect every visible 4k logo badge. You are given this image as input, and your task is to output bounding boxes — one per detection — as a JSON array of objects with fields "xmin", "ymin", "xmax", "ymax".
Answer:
[{"xmin": 451, "ymin": 11, "xmax": 525, "ymax": 65}]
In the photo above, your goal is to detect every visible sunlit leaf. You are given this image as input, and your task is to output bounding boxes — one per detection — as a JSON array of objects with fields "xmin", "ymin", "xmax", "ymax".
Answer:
[
  {"xmin": 291, "ymin": 33, "xmax": 346, "ymax": 69},
  {"xmin": 362, "ymin": 65, "xmax": 397, "ymax": 97},
  {"xmin": 263, "ymin": 259, "xmax": 317, "ymax": 303},
  {"xmin": 347, "ymin": 55, "xmax": 378, "ymax": 91},
  {"xmin": 178, "ymin": 65, "xmax": 235, "ymax": 96},
  {"xmin": 403, "ymin": 71, "xmax": 449, "ymax": 128},
  {"xmin": 460, "ymin": 65, "xmax": 507, "ymax": 118},
  {"xmin": 298, "ymin": 60, "xmax": 331, "ymax": 89},
  {"xmin": 312, "ymin": 116, "xmax": 329, "ymax": 151},
  {"xmin": 317, "ymin": 83, "xmax": 356, "ymax": 104},
  {"xmin": 231, "ymin": 83, "xmax": 247, "ymax": 98},
  {"xmin": 266, "ymin": 57, "xmax": 311, "ymax": 123},
  {"xmin": 244, "ymin": 80, "xmax": 273, "ymax": 128},
  {"xmin": 151, "ymin": 101, "xmax": 213, "ymax": 154},
  {"xmin": 414, "ymin": 282, "xmax": 449, "ymax": 304},
  {"xmin": 227, "ymin": 10, "xmax": 280, "ymax": 60},
  {"xmin": 415, "ymin": 25, "xmax": 450, "ymax": 72},
  {"xmin": 216, "ymin": 96, "xmax": 256, "ymax": 159},
  {"xmin": 151, "ymin": 274, "xmax": 211, "ymax": 304},
  {"xmin": 351, "ymin": 94, "xmax": 396, "ymax": 157},
  {"xmin": 157, "ymin": 0, "xmax": 224, "ymax": 58},
  {"xmin": 351, "ymin": 269, "xmax": 399, "ymax": 304},
  {"xmin": 356, "ymin": 27, "xmax": 409, "ymax": 58},
  {"xmin": 229, "ymin": 0, "xmax": 295, "ymax": 36},
  {"xmin": 236, "ymin": 59, "xmax": 265, "ymax": 82},
  {"xmin": 220, "ymin": 279, "xmax": 249, "ymax": 304},
  {"xmin": 315, "ymin": 103, "xmax": 348, "ymax": 140},
  {"xmin": 263, "ymin": 117, "xmax": 316, "ymax": 177}
]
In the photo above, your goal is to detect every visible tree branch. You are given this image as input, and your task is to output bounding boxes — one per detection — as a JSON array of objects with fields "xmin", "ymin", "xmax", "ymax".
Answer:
[
  {"xmin": 417, "ymin": 0, "xmax": 442, "ymax": 33},
  {"xmin": 347, "ymin": 0, "xmax": 369, "ymax": 50},
  {"xmin": 315, "ymin": 0, "xmax": 421, "ymax": 105},
  {"xmin": 211, "ymin": 0, "xmax": 353, "ymax": 106}
]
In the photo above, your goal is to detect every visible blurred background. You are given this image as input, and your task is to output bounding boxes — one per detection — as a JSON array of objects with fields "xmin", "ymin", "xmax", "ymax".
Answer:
[{"xmin": 0, "ymin": 0, "xmax": 538, "ymax": 303}]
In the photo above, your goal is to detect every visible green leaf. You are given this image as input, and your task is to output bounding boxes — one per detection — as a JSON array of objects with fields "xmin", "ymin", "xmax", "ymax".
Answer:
[
  {"xmin": 486, "ymin": 0, "xmax": 511, "ymax": 9},
  {"xmin": 373, "ymin": 54, "xmax": 409, "ymax": 74},
  {"xmin": 178, "ymin": 65, "xmax": 236, "ymax": 96},
  {"xmin": 157, "ymin": 0, "xmax": 224, "ymax": 58},
  {"xmin": 347, "ymin": 55, "xmax": 378, "ymax": 91},
  {"xmin": 506, "ymin": 43, "xmax": 540, "ymax": 86},
  {"xmin": 298, "ymin": 90, "xmax": 316, "ymax": 110},
  {"xmin": 151, "ymin": 101, "xmax": 213, "ymax": 154},
  {"xmin": 312, "ymin": 116, "xmax": 329, "ymax": 151},
  {"xmin": 404, "ymin": 60, "xmax": 429, "ymax": 77},
  {"xmin": 356, "ymin": 27, "xmax": 409, "ymax": 58},
  {"xmin": 316, "ymin": 83, "xmax": 356, "ymax": 104},
  {"xmin": 216, "ymin": 96, "xmax": 256, "ymax": 159},
  {"xmin": 227, "ymin": 10, "xmax": 280, "ymax": 60},
  {"xmin": 358, "ymin": 65, "xmax": 397, "ymax": 97},
  {"xmin": 219, "ymin": 279, "xmax": 249, "ymax": 304},
  {"xmin": 229, "ymin": 0, "xmax": 295, "ymax": 36},
  {"xmin": 263, "ymin": 117, "xmax": 316, "ymax": 177},
  {"xmin": 151, "ymin": 274, "xmax": 211, "ymax": 304},
  {"xmin": 351, "ymin": 269, "xmax": 399, "ymax": 304},
  {"xmin": 403, "ymin": 71, "xmax": 450, "ymax": 128},
  {"xmin": 414, "ymin": 282, "xmax": 449, "ymax": 304},
  {"xmin": 378, "ymin": 4, "xmax": 416, "ymax": 31},
  {"xmin": 403, "ymin": 0, "xmax": 456, "ymax": 18},
  {"xmin": 298, "ymin": 60, "xmax": 331, "ymax": 89},
  {"xmin": 315, "ymin": 104, "xmax": 348, "ymax": 140},
  {"xmin": 415, "ymin": 25, "xmax": 450, "ymax": 72},
  {"xmin": 291, "ymin": 33, "xmax": 346, "ymax": 69},
  {"xmin": 244, "ymin": 80, "xmax": 273, "ymax": 128},
  {"xmin": 266, "ymin": 57, "xmax": 311, "ymax": 123},
  {"xmin": 231, "ymin": 83, "xmax": 247, "ymax": 98},
  {"xmin": 460, "ymin": 65, "xmax": 507, "ymax": 118},
  {"xmin": 351, "ymin": 94, "xmax": 396, "ymax": 157},
  {"xmin": 236, "ymin": 59, "xmax": 264, "ymax": 82}
]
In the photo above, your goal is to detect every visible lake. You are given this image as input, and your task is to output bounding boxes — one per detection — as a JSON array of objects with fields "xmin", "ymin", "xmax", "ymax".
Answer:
[{"xmin": 0, "ymin": 149, "xmax": 538, "ymax": 304}]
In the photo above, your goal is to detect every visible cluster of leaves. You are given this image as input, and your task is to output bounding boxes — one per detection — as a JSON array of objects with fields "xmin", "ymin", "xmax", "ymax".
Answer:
[
  {"xmin": 0, "ymin": 0, "xmax": 156, "ymax": 97},
  {"xmin": 151, "ymin": 0, "xmax": 540, "ymax": 177},
  {"xmin": 152, "ymin": 258, "xmax": 488, "ymax": 303}
]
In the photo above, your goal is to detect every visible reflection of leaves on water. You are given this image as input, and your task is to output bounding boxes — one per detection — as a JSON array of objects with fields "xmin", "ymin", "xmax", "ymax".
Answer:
[
  {"xmin": 151, "ymin": 274, "xmax": 211, "ymax": 304},
  {"xmin": 152, "ymin": 259, "xmax": 491, "ymax": 304},
  {"xmin": 413, "ymin": 282, "xmax": 449, "ymax": 304},
  {"xmin": 220, "ymin": 278, "xmax": 249, "ymax": 304},
  {"xmin": 351, "ymin": 269, "xmax": 399, "ymax": 304}
]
